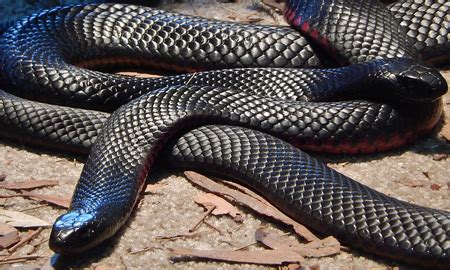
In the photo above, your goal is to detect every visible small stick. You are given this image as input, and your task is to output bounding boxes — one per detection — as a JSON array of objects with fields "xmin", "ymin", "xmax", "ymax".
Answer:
[
  {"xmin": 0, "ymin": 255, "xmax": 48, "ymax": 264},
  {"xmin": 33, "ymin": 237, "xmax": 49, "ymax": 248},
  {"xmin": 119, "ymin": 255, "xmax": 128, "ymax": 270},
  {"xmin": 203, "ymin": 220, "xmax": 225, "ymax": 235},
  {"xmin": 234, "ymin": 241, "xmax": 258, "ymax": 251},
  {"xmin": 189, "ymin": 206, "xmax": 216, "ymax": 232},
  {"xmin": 30, "ymin": 237, "xmax": 49, "ymax": 254},
  {"xmin": 185, "ymin": 72, "xmax": 197, "ymax": 85},
  {"xmin": 8, "ymin": 227, "xmax": 44, "ymax": 253},
  {"xmin": 129, "ymin": 246, "xmax": 153, "ymax": 255}
]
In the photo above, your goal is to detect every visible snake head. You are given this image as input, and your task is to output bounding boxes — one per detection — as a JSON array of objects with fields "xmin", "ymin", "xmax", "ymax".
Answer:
[
  {"xmin": 49, "ymin": 210, "xmax": 110, "ymax": 254},
  {"xmin": 382, "ymin": 59, "xmax": 448, "ymax": 103}
]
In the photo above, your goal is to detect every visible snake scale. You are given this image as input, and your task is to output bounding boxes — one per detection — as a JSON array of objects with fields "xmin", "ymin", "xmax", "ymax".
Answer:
[{"xmin": 0, "ymin": 0, "xmax": 449, "ymax": 267}]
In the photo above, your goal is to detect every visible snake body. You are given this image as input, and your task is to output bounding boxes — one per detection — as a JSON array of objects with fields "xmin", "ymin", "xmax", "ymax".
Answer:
[{"xmin": 0, "ymin": 0, "xmax": 449, "ymax": 267}]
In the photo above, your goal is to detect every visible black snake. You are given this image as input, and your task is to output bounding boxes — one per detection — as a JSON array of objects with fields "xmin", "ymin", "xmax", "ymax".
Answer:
[{"xmin": 0, "ymin": 0, "xmax": 449, "ymax": 267}]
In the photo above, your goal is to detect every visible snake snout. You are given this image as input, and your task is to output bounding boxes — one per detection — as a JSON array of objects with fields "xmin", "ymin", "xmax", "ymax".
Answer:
[
  {"xmin": 387, "ymin": 60, "xmax": 448, "ymax": 103},
  {"xmin": 49, "ymin": 210, "xmax": 105, "ymax": 254}
]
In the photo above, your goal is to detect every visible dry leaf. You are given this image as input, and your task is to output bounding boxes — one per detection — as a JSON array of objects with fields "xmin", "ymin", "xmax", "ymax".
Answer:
[
  {"xmin": 286, "ymin": 263, "xmax": 302, "ymax": 270},
  {"xmin": 430, "ymin": 184, "xmax": 442, "ymax": 190},
  {"xmin": 255, "ymin": 227, "xmax": 340, "ymax": 258},
  {"xmin": 116, "ymin": 71, "xmax": 162, "ymax": 78},
  {"xmin": 0, "ymin": 210, "xmax": 51, "ymax": 228},
  {"xmin": 0, "ymin": 179, "xmax": 58, "ymax": 190},
  {"xmin": 8, "ymin": 228, "xmax": 43, "ymax": 253},
  {"xmin": 20, "ymin": 190, "xmax": 71, "ymax": 208},
  {"xmin": 295, "ymin": 237, "xmax": 341, "ymax": 257},
  {"xmin": 169, "ymin": 247, "xmax": 304, "ymax": 265},
  {"xmin": 0, "ymin": 222, "xmax": 20, "ymax": 248},
  {"xmin": 184, "ymin": 171, "xmax": 320, "ymax": 242},
  {"xmin": 397, "ymin": 179, "xmax": 427, "ymax": 188},
  {"xmin": 0, "ymin": 174, "xmax": 5, "ymax": 182},
  {"xmin": 246, "ymin": 17, "xmax": 264, "ymax": 24},
  {"xmin": 432, "ymin": 153, "xmax": 448, "ymax": 161},
  {"xmin": 144, "ymin": 183, "xmax": 167, "ymax": 194},
  {"xmin": 194, "ymin": 193, "xmax": 242, "ymax": 218},
  {"xmin": 255, "ymin": 227, "xmax": 300, "ymax": 250}
]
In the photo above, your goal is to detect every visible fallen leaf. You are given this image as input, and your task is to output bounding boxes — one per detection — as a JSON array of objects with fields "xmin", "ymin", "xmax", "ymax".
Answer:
[
  {"xmin": 8, "ymin": 228, "xmax": 43, "ymax": 253},
  {"xmin": 397, "ymin": 179, "xmax": 427, "ymax": 188},
  {"xmin": 194, "ymin": 193, "xmax": 242, "ymax": 218},
  {"xmin": 296, "ymin": 237, "xmax": 341, "ymax": 257},
  {"xmin": 116, "ymin": 71, "xmax": 162, "ymax": 78},
  {"xmin": 255, "ymin": 227, "xmax": 340, "ymax": 258},
  {"xmin": 286, "ymin": 263, "xmax": 302, "ymax": 270},
  {"xmin": 430, "ymin": 184, "xmax": 442, "ymax": 190},
  {"xmin": 0, "ymin": 210, "xmax": 51, "ymax": 228},
  {"xmin": 0, "ymin": 222, "xmax": 20, "ymax": 248},
  {"xmin": 144, "ymin": 183, "xmax": 167, "ymax": 194},
  {"xmin": 0, "ymin": 179, "xmax": 58, "ymax": 190},
  {"xmin": 169, "ymin": 247, "xmax": 304, "ymax": 265},
  {"xmin": 0, "ymin": 174, "xmax": 5, "ymax": 182},
  {"xmin": 20, "ymin": 190, "xmax": 71, "ymax": 208},
  {"xmin": 246, "ymin": 17, "xmax": 264, "ymax": 24},
  {"xmin": 432, "ymin": 153, "xmax": 448, "ymax": 161},
  {"xmin": 184, "ymin": 171, "xmax": 320, "ymax": 242},
  {"xmin": 255, "ymin": 227, "xmax": 299, "ymax": 250}
]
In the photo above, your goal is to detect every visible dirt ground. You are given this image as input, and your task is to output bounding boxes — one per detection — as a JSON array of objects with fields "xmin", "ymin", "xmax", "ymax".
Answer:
[{"xmin": 0, "ymin": 1, "xmax": 449, "ymax": 269}]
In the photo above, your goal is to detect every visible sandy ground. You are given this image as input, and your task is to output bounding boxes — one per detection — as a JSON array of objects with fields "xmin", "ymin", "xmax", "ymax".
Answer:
[{"xmin": 1, "ymin": 1, "xmax": 449, "ymax": 269}]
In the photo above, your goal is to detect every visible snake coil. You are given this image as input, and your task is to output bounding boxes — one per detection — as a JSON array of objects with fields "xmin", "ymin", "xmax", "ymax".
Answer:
[{"xmin": 0, "ymin": 0, "xmax": 448, "ymax": 268}]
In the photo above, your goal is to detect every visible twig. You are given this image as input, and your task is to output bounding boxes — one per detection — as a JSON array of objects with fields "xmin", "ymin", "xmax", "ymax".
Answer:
[
  {"xmin": 233, "ymin": 241, "xmax": 258, "ymax": 251},
  {"xmin": 189, "ymin": 206, "xmax": 216, "ymax": 232},
  {"xmin": 30, "ymin": 237, "xmax": 49, "ymax": 254},
  {"xmin": 0, "ymin": 255, "xmax": 48, "ymax": 265},
  {"xmin": 8, "ymin": 227, "xmax": 44, "ymax": 253},
  {"xmin": 203, "ymin": 220, "xmax": 225, "ymax": 235},
  {"xmin": 129, "ymin": 245, "xmax": 157, "ymax": 255},
  {"xmin": 155, "ymin": 230, "xmax": 207, "ymax": 241},
  {"xmin": 185, "ymin": 72, "xmax": 198, "ymax": 85},
  {"xmin": 119, "ymin": 255, "xmax": 128, "ymax": 270}
]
